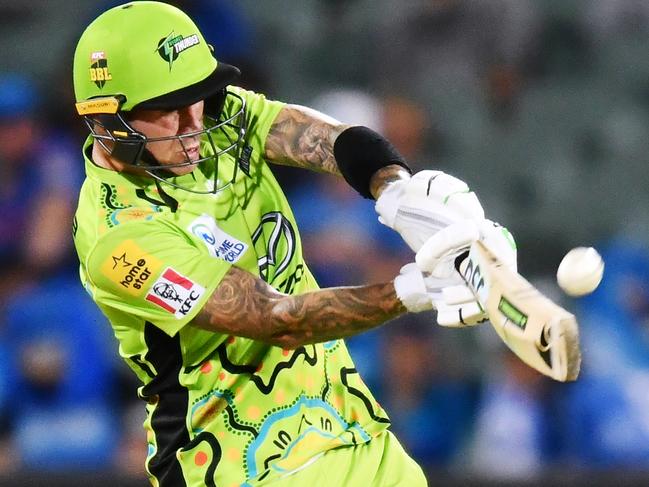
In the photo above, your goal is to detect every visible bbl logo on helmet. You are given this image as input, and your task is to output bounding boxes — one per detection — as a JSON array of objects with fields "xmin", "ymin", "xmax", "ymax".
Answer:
[
  {"xmin": 89, "ymin": 51, "xmax": 112, "ymax": 89},
  {"xmin": 157, "ymin": 31, "xmax": 200, "ymax": 71}
]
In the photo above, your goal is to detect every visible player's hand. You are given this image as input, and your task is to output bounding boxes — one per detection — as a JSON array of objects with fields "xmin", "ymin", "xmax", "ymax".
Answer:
[
  {"xmin": 459, "ymin": 219, "xmax": 518, "ymax": 274},
  {"xmin": 375, "ymin": 170, "xmax": 485, "ymax": 252},
  {"xmin": 431, "ymin": 282, "xmax": 486, "ymax": 327},
  {"xmin": 394, "ymin": 221, "xmax": 484, "ymax": 323},
  {"xmin": 415, "ymin": 219, "xmax": 518, "ymax": 327},
  {"xmin": 412, "ymin": 219, "xmax": 485, "ymax": 326},
  {"xmin": 393, "ymin": 262, "xmax": 436, "ymax": 313},
  {"xmin": 393, "ymin": 260, "xmax": 485, "ymax": 325}
]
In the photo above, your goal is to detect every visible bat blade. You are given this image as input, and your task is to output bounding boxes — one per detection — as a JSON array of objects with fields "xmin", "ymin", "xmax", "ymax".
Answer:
[{"xmin": 462, "ymin": 240, "xmax": 581, "ymax": 382}]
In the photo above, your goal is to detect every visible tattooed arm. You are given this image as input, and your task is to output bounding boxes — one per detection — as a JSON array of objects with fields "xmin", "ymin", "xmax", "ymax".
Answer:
[
  {"xmin": 264, "ymin": 104, "xmax": 409, "ymax": 198},
  {"xmin": 264, "ymin": 104, "xmax": 345, "ymax": 175},
  {"xmin": 193, "ymin": 266, "xmax": 406, "ymax": 349}
]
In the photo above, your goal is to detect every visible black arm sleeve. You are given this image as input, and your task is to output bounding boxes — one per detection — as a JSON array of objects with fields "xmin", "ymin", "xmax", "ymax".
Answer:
[{"xmin": 333, "ymin": 126, "xmax": 411, "ymax": 199}]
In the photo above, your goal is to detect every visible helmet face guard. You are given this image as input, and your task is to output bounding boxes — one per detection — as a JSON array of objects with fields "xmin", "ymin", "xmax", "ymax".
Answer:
[
  {"xmin": 79, "ymin": 90, "xmax": 247, "ymax": 194},
  {"xmin": 73, "ymin": 1, "xmax": 246, "ymax": 193}
]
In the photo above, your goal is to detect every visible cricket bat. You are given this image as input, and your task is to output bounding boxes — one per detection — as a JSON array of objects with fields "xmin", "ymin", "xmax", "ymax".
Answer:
[{"xmin": 460, "ymin": 240, "xmax": 581, "ymax": 382}]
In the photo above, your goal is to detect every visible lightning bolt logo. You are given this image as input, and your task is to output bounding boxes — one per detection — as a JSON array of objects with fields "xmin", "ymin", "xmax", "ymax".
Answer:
[
  {"xmin": 163, "ymin": 33, "xmax": 175, "ymax": 70},
  {"xmin": 156, "ymin": 31, "xmax": 200, "ymax": 71},
  {"xmin": 157, "ymin": 32, "xmax": 180, "ymax": 71}
]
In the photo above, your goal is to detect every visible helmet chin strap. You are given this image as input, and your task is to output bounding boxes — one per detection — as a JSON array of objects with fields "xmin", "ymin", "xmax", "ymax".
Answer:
[
  {"xmin": 137, "ymin": 149, "xmax": 180, "ymax": 212},
  {"xmin": 153, "ymin": 178, "xmax": 178, "ymax": 212}
]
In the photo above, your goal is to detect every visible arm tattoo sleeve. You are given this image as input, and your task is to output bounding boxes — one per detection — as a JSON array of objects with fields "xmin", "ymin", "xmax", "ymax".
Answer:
[
  {"xmin": 193, "ymin": 266, "xmax": 406, "ymax": 348},
  {"xmin": 264, "ymin": 104, "xmax": 349, "ymax": 175}
]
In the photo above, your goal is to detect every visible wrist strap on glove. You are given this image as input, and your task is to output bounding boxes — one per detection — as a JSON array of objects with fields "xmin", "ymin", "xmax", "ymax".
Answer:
[{"xmin": 394, "ymin": 263, "xmax": 434, "ymax": 313}]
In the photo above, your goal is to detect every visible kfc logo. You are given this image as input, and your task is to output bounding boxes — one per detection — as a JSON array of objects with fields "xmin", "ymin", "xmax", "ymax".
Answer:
[{"xmin": 145, "ymin": 267, "xmax": 205, "ymax": 319}]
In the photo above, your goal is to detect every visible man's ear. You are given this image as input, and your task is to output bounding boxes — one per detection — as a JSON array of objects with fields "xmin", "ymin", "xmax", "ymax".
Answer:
[{"xmin": 87, "ymin": 113, "xmax": 147, "ymax": 166}]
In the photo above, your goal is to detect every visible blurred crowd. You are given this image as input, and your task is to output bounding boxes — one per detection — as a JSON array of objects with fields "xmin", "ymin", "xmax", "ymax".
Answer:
[{"xmin": 1, "ymin": 0, "xmax": 649, "ymax": 483}]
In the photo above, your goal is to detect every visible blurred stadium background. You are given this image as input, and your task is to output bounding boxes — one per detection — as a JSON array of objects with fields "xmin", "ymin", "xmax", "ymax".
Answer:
[{"xmin": 2, "ymin": 0, "xmax": 649, "ymax": 485}]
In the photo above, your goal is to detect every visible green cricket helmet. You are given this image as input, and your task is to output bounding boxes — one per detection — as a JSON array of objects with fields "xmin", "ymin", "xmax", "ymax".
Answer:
[{"xmin": 73, "ymin": 1, "xmax": 246, "ymax": 194}]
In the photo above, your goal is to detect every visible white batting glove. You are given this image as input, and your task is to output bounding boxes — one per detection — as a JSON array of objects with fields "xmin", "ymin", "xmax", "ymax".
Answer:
[
  {"xmin": 375, "ymin": 170, "xmax": 485, "ymax": 253},
  {"xmin": 394, "ymin": 220, "xmax": 483, "ymax": 319},
  {"xmin": 412, "ymin": 219, "xmax": 485, "ymax": 326},
  {"xmin": 479, "ymin": 219, "xmax": 517, "ymax": 272},
  {"xmin": 394, "ymin": 263, "xmax": 436, "ymax": 313},
  {"xmin": 393, "ymin": 260, "xmax": 485, "ymax": 324},
  {"xmin": 433, "ymin": 284, "xmax": 487, "ymax": 327},
  {"xmin": 414, "ymin": 219, "xmax": 518, "ymax": 327},
  {"xmin": 446, "ymin": 220, "xmax": 517, "ymax": 327}
]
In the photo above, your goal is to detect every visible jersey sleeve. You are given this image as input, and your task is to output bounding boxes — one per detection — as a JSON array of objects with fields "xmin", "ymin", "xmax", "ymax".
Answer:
[
  {"xmin": 230, "ymin": 86, "xmax": 285, "ymax": 156},
  {"xmin": 84, "ymin": 218, "xmax": 230, "ymax": 337}
]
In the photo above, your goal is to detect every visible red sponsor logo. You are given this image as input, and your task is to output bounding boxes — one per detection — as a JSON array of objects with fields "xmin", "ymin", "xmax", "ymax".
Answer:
[{"xmin": 145, "ymin": 267, "xmax": 205, "ymax": 319}]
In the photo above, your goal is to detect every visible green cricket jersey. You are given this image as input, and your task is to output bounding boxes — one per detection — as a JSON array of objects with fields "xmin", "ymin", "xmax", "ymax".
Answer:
[{"xmin": 73, "ymin": 87, "xmax": 390, "ymax": 486}]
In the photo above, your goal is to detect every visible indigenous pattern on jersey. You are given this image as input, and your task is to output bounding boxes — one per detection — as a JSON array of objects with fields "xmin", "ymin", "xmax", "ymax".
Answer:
[{"xmin": 73, "ymin": 87, "xmax": 390, "ymax": 487}]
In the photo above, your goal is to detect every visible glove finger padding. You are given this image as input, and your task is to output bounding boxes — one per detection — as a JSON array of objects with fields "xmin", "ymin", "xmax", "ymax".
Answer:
[
  {"xmin": 394, "ymin": 261, "xmax": 488, "ymax": 325},
  {"xmin": 390, "ymin": 200, "xmax": 465, "ymax": 251},
  {"xmin": 408, "ymin": 218, "xmax": 516, "ymax": 328},
  {"xmin": 436, "ymin": 220, "xmax": 516, "ymax": 328},
  {"xmin": 434, "ymin": 299, "xmax": 486, "ymax": 327},
  {"xmin": 427, "ymin": 281, "xmax": 486, "ymax": 327},
  {"xmin": 375, "ymin": 170, "xmax": 486, "ymax": 252},
  {"xmin": 440, "ymin": 283, "xmax": 478, "ymax": 305},
  {"xmin": 412, "ymin": 170, "xmax": 485, "ymax": 222},
  {"xmin": 415, "ymin": 220, "xmax": 480, "ymax": 278},
  {"xmin": 476, "ymin": 219, "xmax": 517, "ymax": 272}
]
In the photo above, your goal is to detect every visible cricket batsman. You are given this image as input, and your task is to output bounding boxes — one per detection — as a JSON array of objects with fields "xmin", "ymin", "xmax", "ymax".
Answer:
[{"xmin": 71, "ymin": 2, "xmax": 515, "ymax": 485}]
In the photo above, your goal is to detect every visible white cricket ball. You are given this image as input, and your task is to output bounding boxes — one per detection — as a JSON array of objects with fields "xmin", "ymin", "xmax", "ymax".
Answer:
[{"xmin": 556, "ymin": 247, "xmax": 605, "ymax": 297}]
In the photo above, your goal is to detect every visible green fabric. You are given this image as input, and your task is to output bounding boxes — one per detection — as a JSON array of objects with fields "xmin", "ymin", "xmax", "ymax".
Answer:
[
  {"xmin": 251, "ymin": 431, "xmax": 427, "ymax": 487},
  {"xmin": 73, "ymin": 87, "xmax": 391, "ymax": 486}
]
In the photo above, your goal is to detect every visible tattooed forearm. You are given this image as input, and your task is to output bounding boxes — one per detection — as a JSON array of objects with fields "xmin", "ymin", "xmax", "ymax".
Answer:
[
  {"xmin": 194, "ymin": 267, "xmax": 284, "ymax": 340},
  {"xmin": 270, "ymin": 281, "xmax": 405, "ymax": 349},
  {"xmin": 369, "ymin": 165, "xmax": 411, "ymax": 199},
  {"xmin": 265, "ymin": 104, "xmax": 349, "ymax": 175},
  {"xmin": 193, "ymin": 266, "xmax": 406, "ymax": 348}
]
